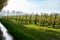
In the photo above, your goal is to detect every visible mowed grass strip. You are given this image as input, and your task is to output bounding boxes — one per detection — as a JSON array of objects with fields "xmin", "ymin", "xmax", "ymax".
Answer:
[
  {"xmin": 0, "ymin": 18, "xmax": 60, "ymax": 40},
  {"xmin": 25, "ymin": 24, "xmax": 60, "ymax": 32}
]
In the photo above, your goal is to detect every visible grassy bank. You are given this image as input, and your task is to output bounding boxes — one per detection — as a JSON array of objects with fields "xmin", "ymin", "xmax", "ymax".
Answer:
[{"xmin": 0, "ymin": 18, "xmax": 60, "ymax": 40}]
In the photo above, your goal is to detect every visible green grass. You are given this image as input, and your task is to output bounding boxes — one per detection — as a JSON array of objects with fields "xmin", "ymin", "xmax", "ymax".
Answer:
[
  {"xmin": 0, "ymin": 18, "xmax": 60, "ymax": 40},
  {"xmin": 25, "ymin": 24, "xmax": 60, "ymax": 31}
]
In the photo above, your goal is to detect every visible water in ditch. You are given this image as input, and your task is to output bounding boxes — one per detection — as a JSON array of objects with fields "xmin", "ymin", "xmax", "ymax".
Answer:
[{"xmin": 0, "ymin": 22, "xmax": 13, "ymax": 40}]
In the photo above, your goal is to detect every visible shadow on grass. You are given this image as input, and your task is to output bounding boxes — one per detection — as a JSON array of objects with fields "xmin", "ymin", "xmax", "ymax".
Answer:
[{"xmin": 0, "ymin": 18, "xmax": 60, "ymax": 40}]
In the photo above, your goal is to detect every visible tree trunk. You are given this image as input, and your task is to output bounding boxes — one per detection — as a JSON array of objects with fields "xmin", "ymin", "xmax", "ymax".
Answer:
[{"xmin": 53, "ymin": 21, "xmax": 55, "ymax": 28}]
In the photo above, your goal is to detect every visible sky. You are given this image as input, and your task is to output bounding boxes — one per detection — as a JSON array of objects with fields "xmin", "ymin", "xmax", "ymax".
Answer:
[{"xmin": 2, "ymin": 0, "xmax": 60, "ymax": 13}]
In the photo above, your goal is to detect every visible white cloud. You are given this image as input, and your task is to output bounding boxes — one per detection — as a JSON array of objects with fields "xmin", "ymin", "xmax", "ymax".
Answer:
[
  {"xmin": 2, "ymin": 0, "xmax": 60, "ymax": 13},
  {"xmin": 3, "ymin": 0, "xmax": 37, "ymax": 13},
  {"xmin": 36, "ymin": 0, "xmax": 60, "ymax": 13}
]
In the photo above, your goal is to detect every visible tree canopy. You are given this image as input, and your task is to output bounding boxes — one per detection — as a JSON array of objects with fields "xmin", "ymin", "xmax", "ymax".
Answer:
[{"xmin": 0, "ymin": 0, "xmax": 7, "ymax": 11}]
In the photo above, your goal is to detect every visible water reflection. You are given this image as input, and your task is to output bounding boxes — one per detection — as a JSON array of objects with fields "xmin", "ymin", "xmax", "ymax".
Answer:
[{"xmin": 0, "ymin": 23, "xmax": 13, "ymax": 40}]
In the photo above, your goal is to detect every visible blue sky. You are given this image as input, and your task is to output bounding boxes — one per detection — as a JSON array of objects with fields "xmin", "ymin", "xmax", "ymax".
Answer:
[
  {"xmin": 2, "ymin": 0, "xmax": 60, "ymax": 13},
  {"xmin": 27, "ymin": 0, "xmax": 47, "ymax": 3}
]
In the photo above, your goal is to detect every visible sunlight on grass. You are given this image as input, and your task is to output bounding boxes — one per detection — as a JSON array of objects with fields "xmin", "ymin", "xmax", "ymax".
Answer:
[{"xmin": 24, "ymin": 24, "xmax": 60, "ymax": 32}]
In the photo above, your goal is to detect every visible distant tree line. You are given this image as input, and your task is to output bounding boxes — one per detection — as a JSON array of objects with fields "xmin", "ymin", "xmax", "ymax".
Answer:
[{"xmin": 3, "ymin": 13, "xmax": 60, "ymax": 28}]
